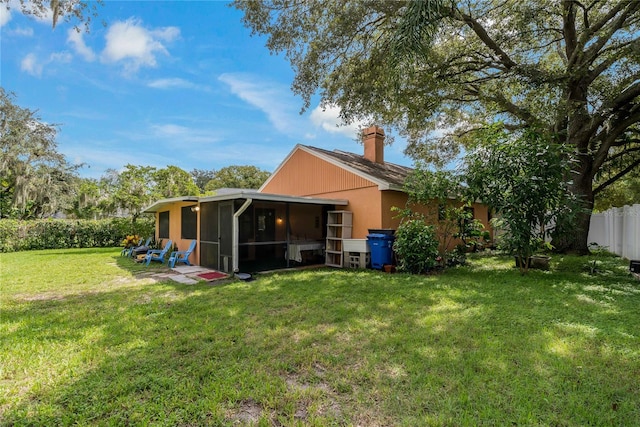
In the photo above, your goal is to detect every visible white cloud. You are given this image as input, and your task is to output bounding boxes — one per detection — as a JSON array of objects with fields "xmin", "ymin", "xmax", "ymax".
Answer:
[
  {"xmin": 309, "ymin": 104, "xmax": 367, "ymax": 139},
  {"xmin": 0, "ymin": 6, "xmax": 12, "ymax": 27},
  {"xmin": 50, "ymin": 51, "xmax": 72, "ymax": 63},
  {"xmin": 219, "ymin": 73, "xmax": 296, "ymax": 134},
  {"xmin": 11, "ymin": 26, "xmax": 34, "ymax": 36},
  {"xmin": 148, "ymin": 123, "xmax": 220, "ymax": 144},
  {"xmin": 152, "ymin": 123, "xmax": 190, "ymax": 136},
  {"xmin": 67, "ymin": 28, "xmax": 96, "ymax": 61},
  {"xmin": 147, "ymin": 78, "xmax": 199, "ymax": 90},
  {"xmin": 21, "ymin": 53, "xmax": 42, "ymax": 77},
  {"xmin": 20, "ymin": 50, "xmax": 75, "ymax": 78},
  {"xmin": 101, "ymin": 18, "xmax": 180, "ymax": 73}
]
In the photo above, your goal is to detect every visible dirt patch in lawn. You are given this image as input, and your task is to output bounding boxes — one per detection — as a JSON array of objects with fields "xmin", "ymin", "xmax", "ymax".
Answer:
[{"xmin": 227, "ymin": 399, "xmax": 263, "ymax": 424}]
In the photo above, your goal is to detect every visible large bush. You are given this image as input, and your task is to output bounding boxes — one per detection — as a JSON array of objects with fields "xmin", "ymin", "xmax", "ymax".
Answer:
[
  {"xmin": 393, "ymin": 217, "xmax": 439, "ymax": 274},
  {"xmin": 0, "ymin": 217, "xmax": 155, "ymax": 252},
  {"xmin": 464, "ymin": 126, "xmax": 574, "ymax": 273}
]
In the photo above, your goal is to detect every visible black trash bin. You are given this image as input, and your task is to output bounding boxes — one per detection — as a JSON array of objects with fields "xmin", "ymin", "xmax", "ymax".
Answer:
[{"xmin": 367, "ymin": 233, "xmax": 395, "ymax": 269}]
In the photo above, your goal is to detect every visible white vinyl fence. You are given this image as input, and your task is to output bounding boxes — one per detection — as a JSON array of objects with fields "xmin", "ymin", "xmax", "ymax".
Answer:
[{"xmin": 588, "ymin": 204, "xmax": 640, "ymax": 260}]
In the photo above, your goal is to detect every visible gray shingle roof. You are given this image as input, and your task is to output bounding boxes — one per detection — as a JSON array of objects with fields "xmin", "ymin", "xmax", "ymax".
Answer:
[{"xmin": 302, "ymin": 145, "xmax": 412, "ymax": 189}]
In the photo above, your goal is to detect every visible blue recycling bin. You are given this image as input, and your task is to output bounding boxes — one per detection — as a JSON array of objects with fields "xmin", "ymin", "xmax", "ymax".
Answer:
[{"xmin": 367, "ymin": 233, "xmax": 395, "ymax": 269}]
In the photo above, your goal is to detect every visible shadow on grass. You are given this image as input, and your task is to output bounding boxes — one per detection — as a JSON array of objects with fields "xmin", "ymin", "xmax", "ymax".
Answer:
[
  {"xmin": 113, "ymin": 252, "xmax": 167, "ymax": 273},
  {"xmin": 32, "ymin": 247, "xmax": 124, "ymax": 256},
  {"xmin": 2, "ymin": 261, "xmax": 640, "ymax": 425}
]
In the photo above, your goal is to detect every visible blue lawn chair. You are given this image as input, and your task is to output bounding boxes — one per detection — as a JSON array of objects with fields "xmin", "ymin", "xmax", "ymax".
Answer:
[
  {"xmin": 168, "ymin": 240, "xmax": 197, "ymax": 268},
  {"xmin": 144, "ymin": 239, "xmax": 173, "ymax": 266}
]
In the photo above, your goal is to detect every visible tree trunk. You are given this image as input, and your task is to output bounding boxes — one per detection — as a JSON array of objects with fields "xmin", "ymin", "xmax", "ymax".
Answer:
[
  {"xmin": 551, "ymin": 170, "xmax": 594, "ymax": 255},
  {"xmin": 551, "ymin": 76, "xmax": 594, "ymax": 255}
]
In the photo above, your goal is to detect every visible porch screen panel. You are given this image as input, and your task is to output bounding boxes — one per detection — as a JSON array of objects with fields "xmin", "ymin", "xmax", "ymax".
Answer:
[
  {"xmin": 200, "ymin": 242, "xmax": 219, "ymax": 269},
  {"xmin": 200, "ymin": 202, "xmax": 218, "ymax": 241},
  {"xmin": 199, "ymin": 202, "xmax": 219, "ymax": 269},
  {"xmin": 219, "ymin": 203, "xmax": 233, "ymax": 272}
]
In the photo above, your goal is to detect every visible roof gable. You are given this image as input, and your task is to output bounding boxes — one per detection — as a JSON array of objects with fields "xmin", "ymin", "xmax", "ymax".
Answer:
[
  {"xmin": 259, "ymin": 146, "xmax": 376, "ymax": 195},
  {"xmin": 300, "ymin": 145, "xmax": 412, "ymax": 191},
  {"xmin": 260, "ymin": 144, "xmax": 412, "ymax": 194}
]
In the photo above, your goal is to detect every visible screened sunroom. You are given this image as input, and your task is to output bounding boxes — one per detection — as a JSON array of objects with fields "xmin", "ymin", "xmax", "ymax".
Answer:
[{"xmin": 144, "ymin": 191, "xmax": 347, "ymax": 273}]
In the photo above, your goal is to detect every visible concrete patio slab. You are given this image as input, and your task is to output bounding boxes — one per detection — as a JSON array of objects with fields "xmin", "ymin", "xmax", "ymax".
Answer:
[{"xmin": 170, "ymin": 275, "xmax": 199, "ymax": 285}]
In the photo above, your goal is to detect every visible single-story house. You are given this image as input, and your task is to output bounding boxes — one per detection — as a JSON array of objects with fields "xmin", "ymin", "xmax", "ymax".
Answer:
[{"xmin": 143, "ymin": 126, "xmax": 492, "ymax": 272}]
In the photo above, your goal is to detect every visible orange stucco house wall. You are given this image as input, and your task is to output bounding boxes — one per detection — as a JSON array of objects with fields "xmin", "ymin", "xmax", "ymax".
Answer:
[{"xmin": 154, "ymin": 201, "xmax": 200, "ymax": 266}]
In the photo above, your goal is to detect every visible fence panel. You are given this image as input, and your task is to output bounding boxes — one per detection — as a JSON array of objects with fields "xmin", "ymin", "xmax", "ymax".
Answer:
[{"xmin": 588, "ymin": 204, "xmax": 640, "ymax": 259}]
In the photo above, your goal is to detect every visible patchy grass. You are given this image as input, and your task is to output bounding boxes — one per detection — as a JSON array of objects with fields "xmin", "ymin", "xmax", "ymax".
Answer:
[{"xmin": 1, "ymin": 248, "xmax": 639, "ymax": 426}]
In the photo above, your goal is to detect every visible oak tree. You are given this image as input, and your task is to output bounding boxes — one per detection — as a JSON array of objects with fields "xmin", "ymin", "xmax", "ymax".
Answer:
[{"xmin": 0, "ymin": 89, "xmax": 78, "ymax": 219}]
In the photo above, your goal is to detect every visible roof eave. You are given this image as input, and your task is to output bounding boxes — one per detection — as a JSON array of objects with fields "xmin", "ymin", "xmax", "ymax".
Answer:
[
  {"xmin": 195, "ymin": 191, "xmax": 349, "ymax": 206},
  {"xmin": 142, "ymin": 196, "xmax": 198, "ymax": 213},
  {"xmin": 380, "ymin": 183, "xmax": 406, "ymax": 192}
]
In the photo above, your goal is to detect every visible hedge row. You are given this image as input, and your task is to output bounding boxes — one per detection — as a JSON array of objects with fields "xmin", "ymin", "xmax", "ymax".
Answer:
[{"xmin": 0, "ymin": 217, "xmax": 155, "ymax": 252}]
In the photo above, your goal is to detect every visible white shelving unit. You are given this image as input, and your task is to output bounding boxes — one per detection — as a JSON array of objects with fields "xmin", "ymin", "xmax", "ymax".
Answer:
[{"xmin": 325, "ymin": 210, "xmax": 353, "ymax": 267}]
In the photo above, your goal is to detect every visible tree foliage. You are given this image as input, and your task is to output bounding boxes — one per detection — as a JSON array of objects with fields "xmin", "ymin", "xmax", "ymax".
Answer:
[
  {"xmin": 204, "ymin": 165, "xmax": 271, "ymax": 192},
  {"xmin": 98, "ymin": 164, "xmax": 200, "ymax": 220},
  {"xmin": 0, "ymin": 89, "xmax": 79, "ymax": 219},
  {"xmin": 190, "ymin": 168, "xmax": 217, "ymax": 194},
  {"xmin": 154, "ymin": 165, "xmax": 199, "ymax": 199},
  {"xmin": 108, "ymin": 164, "xmax": 156, "ymax": 222},
  {"xmin": 67, "ymin": 176, "xmax": 118, "ymax": 220},
  {"xmin": 594, "ymin": 171, "xmax": 640, "ymax": 211},
  {"xmin": 236, "ymin": 0, "xmax": 640, "ymax": 253},
  {"xmin": 593, "ymin": 124, "xmax": 640, "ymax": 210},
  {"xmin": 403, "ymin": 168, "xmax": 464, "ymax": 260},
  {"xmin": 0, "ymin": 0, "xmax": 103, "ymax": 31}
]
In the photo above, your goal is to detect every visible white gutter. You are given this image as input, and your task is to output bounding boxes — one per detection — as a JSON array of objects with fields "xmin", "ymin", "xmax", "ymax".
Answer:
[{"xmin": 232, "ymin": 198, "xmax": 253, "ymax": 272}]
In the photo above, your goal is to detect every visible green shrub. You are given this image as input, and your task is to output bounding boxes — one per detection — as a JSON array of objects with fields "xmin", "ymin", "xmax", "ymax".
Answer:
[
  {"xmin": 0, "ymin": 217, "xmax": 155, "ymax": 252},
  {"xmin": 393, "ymin": 217, "xmax": 440, "ymax": 274}
]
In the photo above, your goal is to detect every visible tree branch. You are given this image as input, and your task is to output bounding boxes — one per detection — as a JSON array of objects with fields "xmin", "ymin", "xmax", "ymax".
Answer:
[
  {"xmin": 582, "ymin": 2, "xmax": 640, "ymax": 67},
  {"xmin": 563, "ymin": 0, "xmax": 579, "ymax": 66},
  {"xmin": 589, "ymin": 80, "xmax": 640, "ymax": 136},
  {"xmin": 592, "ymin": 110, "xmax": 640, "ymax": 171},
  {"xmin": 454, "ymin": 11, "xmax": 517, "ymax": 70},
  {"xmin": 586, "ymin": 39, "xmax": 638, "ymax": 84},
  {"xmin": 579, "ymin": 0, "xmax": 628, "ymax": 42},
  {"xmin": 593, "ymin": 157, "xmax": 640, "ymax": 195},
  {"xmin": 481, "ymin": 92, "xmax": 539, "ymax": 125},
  {"xmin": 603, "ymin": 145, "xmax": 640, "ymax": 164}
]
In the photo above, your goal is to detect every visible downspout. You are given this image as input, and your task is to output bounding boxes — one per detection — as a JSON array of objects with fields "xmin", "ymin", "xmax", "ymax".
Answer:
[{"xmin": 232, "ymin": 198, "xmax": 253, "ymax": 272}]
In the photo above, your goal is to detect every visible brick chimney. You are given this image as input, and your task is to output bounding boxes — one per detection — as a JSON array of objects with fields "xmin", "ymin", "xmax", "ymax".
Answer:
[{"xmin": 363, "ymin": 125, "xmax": 385, "ymax": 164}]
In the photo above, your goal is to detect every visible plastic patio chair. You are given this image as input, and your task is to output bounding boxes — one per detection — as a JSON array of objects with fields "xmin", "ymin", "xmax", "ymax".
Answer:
[
  {"xmin": 168, "ymin": 240, "xmax": 197, "ymax": 268},
  {"xmin": 144, "ymin": 239, "xmax": 173, "ymax": 266}
]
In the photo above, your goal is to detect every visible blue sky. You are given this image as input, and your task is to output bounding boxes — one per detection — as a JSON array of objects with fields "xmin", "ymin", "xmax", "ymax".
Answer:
[{"xmin": 1, "ymin": 1, "xmax": 412, "ymax": 179}]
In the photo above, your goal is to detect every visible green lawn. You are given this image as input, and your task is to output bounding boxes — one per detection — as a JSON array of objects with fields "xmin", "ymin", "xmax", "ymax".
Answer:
[{"xmin": 1, "ymin": 248, "xmax": 639, "ymax": 426}]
